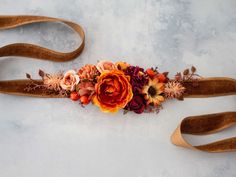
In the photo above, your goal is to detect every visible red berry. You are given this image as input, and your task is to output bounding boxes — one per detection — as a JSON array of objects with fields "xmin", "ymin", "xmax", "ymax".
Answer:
[
  {"xmin": 70, "ymin": 92, "xmax": 80, "ymax": 101},
  {"xmin": 80, "ymin": 95, "xmax": 90, "ymax": 105}
]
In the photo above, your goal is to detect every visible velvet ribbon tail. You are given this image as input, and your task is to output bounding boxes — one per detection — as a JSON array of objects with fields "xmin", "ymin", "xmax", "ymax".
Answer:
[{"xmin": 171, "ymin": 77, "xmax": 236, "ymax": 152}]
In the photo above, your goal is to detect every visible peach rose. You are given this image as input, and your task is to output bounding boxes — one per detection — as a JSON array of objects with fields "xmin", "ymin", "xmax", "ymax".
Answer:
[
  {"xmin": 96, "ymin": 60, "xmax": 116, "ymax": 73},
  {"xmin": 93, "ymin": 70, "xmax": 133, "ymax": 113},
  {"xmin": 60, "ymin": 70, "xmax": 80, "ymax": 91}
]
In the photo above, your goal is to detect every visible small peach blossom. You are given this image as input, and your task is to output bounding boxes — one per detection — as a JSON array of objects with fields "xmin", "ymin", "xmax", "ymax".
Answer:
[
  {"xmin": 60, "ymin": 70, "xmax": 80, "ymax": 91},
  {"xmin": 96, "ymin": 60, "xmax": 116, "ymax": 73}
]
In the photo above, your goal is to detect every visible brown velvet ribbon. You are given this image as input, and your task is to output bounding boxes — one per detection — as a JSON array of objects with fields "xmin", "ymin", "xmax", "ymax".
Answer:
[{"xmin": 0, "ymin": 15, "xmax": 235, "ymax": 153}]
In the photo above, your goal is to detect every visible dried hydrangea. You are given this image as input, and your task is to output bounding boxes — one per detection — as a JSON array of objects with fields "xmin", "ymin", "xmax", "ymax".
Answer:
[{"xmin": 78, "ymin": 64, "xmax": 99, "ymax": 81}]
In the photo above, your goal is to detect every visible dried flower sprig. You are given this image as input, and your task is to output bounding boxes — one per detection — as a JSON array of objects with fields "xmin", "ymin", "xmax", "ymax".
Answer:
[
  {"xmin": 25, "ymin": 70, "xmax": 69, "ymax": 97},
  {"xmin": 175, "ymin": 66, "xmax": 202, "ymax": 82}
]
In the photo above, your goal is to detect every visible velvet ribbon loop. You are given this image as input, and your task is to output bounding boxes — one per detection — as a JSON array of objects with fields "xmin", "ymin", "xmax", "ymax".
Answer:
[
  {"xmin": 0, "ymin": 15, "xmax": 85, "ymax": 97},
  {"xmin": 171, "ymin": 112, "xmax": 236, "ymax": 152}
]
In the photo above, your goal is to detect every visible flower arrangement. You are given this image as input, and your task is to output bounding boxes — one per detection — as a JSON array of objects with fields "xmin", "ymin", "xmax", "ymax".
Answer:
[{"xmin": 25, "ymin": 61, "xmax": 200, "ymax": 114}]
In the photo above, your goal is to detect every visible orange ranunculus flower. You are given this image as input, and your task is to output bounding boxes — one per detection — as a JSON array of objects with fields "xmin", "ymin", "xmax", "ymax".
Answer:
[{"xmin": 93, "ymin": 70, "xmax": 133, "ymax": 113}]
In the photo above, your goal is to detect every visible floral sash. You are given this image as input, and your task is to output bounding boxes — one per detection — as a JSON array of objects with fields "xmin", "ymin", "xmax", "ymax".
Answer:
[{"xmin": 0, "ymin": 15, "xmax": 235, "ymax": 153}]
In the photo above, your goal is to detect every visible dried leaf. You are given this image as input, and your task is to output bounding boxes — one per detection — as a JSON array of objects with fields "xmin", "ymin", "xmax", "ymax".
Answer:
[
  {"xmin": 38, "ymin": 69, "xmax": 45, "ymax": 78},
  {"xmin": 163, "ymin": 72, "xmax": 169, "ymax": 77},
  {"xmin": 183, "ymin": 69, "xmax": 189, "ymax": 75},
  {"xmin": 175, "ymin": 72, "xmax": 182, "ymax": 80},
  {"xmin": 26, "ymin": 73, "xmax": 31, "ymax": 79},
  {"xmin": 175, "ymin": 72, "xmax": 181, "ymax": 76},
  {"xmin": 191, "ymin": 66, "xmax": 196, "ymax": 73}
]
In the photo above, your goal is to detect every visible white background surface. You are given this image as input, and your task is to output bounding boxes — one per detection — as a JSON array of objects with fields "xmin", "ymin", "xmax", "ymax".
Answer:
[{"xmin": 0, "ymin": 0, "xmax": 236, "ymax": 177}]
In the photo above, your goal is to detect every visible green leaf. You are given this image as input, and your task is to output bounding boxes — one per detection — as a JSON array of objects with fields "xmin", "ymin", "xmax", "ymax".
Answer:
[{"xmin": 123, "ymin": 109, "xmax": 129, "ymax": 115}]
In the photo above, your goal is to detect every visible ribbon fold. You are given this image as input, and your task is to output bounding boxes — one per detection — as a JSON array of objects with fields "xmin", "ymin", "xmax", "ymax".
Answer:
[{"xmin": 171, "ymin": 112, "xmax": 236, "ymax": 152}]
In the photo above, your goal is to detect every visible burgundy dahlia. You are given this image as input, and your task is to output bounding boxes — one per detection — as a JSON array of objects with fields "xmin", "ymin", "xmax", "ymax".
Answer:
[
  {"xmin": 125, "ymin": 95, "xmax": 146, "ymax": 114},
  {"xmin": 124, "ymin": 66, "xmax": 149, "ymax": 113},
  {"xmin": 125, "ymin": 66, "xmax": 148, "ymax": 94}
]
